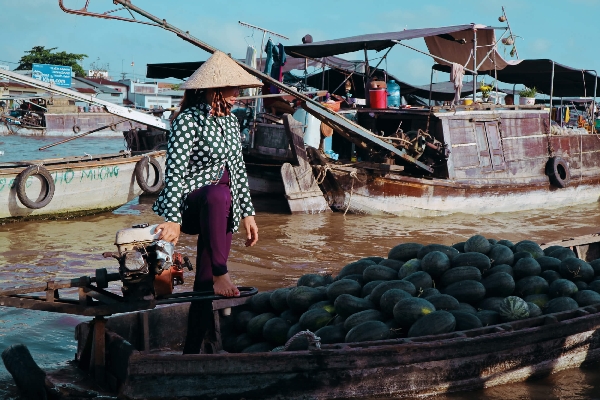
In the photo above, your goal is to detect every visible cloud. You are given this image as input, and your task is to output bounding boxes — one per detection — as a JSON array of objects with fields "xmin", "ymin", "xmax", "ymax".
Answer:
[{"xmin": 529, "ymin": 39, "xmax": 551, "ymax": 55}]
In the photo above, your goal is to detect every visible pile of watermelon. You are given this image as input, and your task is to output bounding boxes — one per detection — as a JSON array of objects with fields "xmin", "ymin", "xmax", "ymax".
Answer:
[{"xmin": 222, "ymin": 235, "xmax": 600, "ymax": 353}]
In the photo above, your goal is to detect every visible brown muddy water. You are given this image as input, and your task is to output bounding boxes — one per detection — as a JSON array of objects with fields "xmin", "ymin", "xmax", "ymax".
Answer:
[{"xmin": 1, "ymin": 193, "xmax": 600, "ymax": 399}]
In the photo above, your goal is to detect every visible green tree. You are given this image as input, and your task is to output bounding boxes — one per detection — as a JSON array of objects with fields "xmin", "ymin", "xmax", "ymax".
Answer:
[{"xmin": 16, "ymin": 46, "xmax": 88, "ymax": 77}]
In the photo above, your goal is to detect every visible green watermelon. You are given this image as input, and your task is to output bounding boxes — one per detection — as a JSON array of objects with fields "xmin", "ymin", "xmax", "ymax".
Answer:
[
  {"xmin": 515, "ymin": 276, "xmax": 549, "ymax": 297},
  {"xmin": 343, "ymin": 309, "xmax": 386, "ymax": 331},
  {"xmin": 286, "ymin": 323, "xmax": 303, "ymax": 340},
  {"xmin": 548, "ymin": 247, "xmax": 577, "ymax": 261},
  {"xmin": 514, "ymin": 241, "xmax": 544, "ymax": 259},
  {"xmin": 345, "ymin": 321, "xmax": 390, "ymax": 343},
  {"xmin": 263, "ymin": 318, "xmax": 292, "ymax": 345},
  {"xmin": 476, "ymin": 310, "xmax": 500, "ymax": 326},
  {"xmin": 363, "ymin": 265, "xmax": 398, "ymax": 282},
  {"xmin": 425, "ymin": 294, "xmax": 460, "ymax": 311},
  {"xmin": 478, "ymin": 297, "xmax": 505, "ymax": 313},
  {"xmin": 286, "ymin": 286, "xmax": 327, "ymax": 312},
  {"xmin": 417, "ymin": 244, "xmax": 459, "ymax": 260},
  {"xmin": 464, "ymin": 235, "xmax": 492, "ymax": 255},
  {"xmin": 543, "ymin": 245, "xmax": 565, "ymax": 256},
  {"xmin": 574, "ymin": 281, "xmax": 588, "ymax": 291},
  {"xmin": 380, "ymin": 289, "xmax": 412, "ymax": 316},
  {"xmin": 378, "ymin": 259, "xmax": 404, "ymax": 271},
  {"xmin": 308, "ymin": 300, "xmax": 335, "ymax": 314},
  {"xmin": 541, "ymin": 270, "xmax": 562, "ymax": 284},
  {"xmin": 442, "ymin": 280, "xmax": 486, "ymax": 304},
  {"xmin": 280, "ymin": 309, "xmax": 300, "ymax": 325},
  {"xmin": 452, "ymin": 242, "xmax": 466, "ymax": 253},
  {"xmin": 315, "ymin": 325, "xmax": 346, "ymax": 345},
  {"xmin": 537, "ymin": 256, "xmax": 562, "ymax": 272},
  {"xmin": 234, "ymin": 310, "xmax": 257, "ymax": 333},
  {"xmin": 233, "ymin": 333, "xmax": 255, "ymax": 353},
  {"xmin": 421, "ymin": 251, "xmax": 451, "ymax": 278},
  {"xmin": 488, "ymin": 238, "xmax": 499, "ymax": 245},
  {"xmin": 449, "ymin": 310, "xmax": 483, "ymax": 331},
  {"xmin": 420, "ymin": 288, "xmax": 441, "ymax": 298},
  {"xmin": 369, "ymin": 280, "xmax": 416, "ymax": 304},
  {"xmin": 451, "ymin": 252, "xmax": 491, "ymax": 272},
  {"xmin": 572, "ymin": 290, "xmax": 600, "ymax": 307},
  {"xmin": 336, "ymin": 259, "xmax": 376, "ymax": 279},
  {"xmin": 397, "ymin": 259, "xmax": 422, "ymax": 279},
  {"xmin": 513, "ymin": 251, "xmax": 533, "ymax": 264},
  {"xmin": 393, "ymin": 297, "xmax": 436, "ymax": 327},
  {"xmin": 242, "ymin": 342, "xmax": 273, "ymax": 353},
  {"xmin": 297, "ymin": 274, "xmax": 332, "ymax": 288},
  {"xmin": 440, "ymin": 266, "xmax": 482, "ymax": 288},
  {"xmin": 481, "ymin": 272, "xmax": 515, "ymax": 297},
  {"xmin": 299, "ymin": 309, "xmax": 333, "ymax": 332},
  {"xmin": 403, "ymin": 271, "xmax": 433, "ymax": 292},
  {"xmin": 365, "ymin": 256, "xmax": 385, "ymax": 263},
  {"xmin": 388, "ymin": 243, "xmax": 424, "ymax": 261},
  {"xmin": 497, "ymin": 239, "xmax": 515, "ymax": 251},
  {"xmin": 527, "ymin": 302, "xmax": 543, "ymax": 317},
  {"xmin": 407, "ymin": 310, "xmax": 456, "ymax": 337},
  {"xmin": 250, "ymin": 292, "xmax": 275, "ymax": 314},
  {"xmin": 559, "ymin": 258, "xmax": 594, "ymax": 282},
  {"xmin": 483, "ymin": 264, "xmax": 514, "ymax": 277},
  {"xmin": 334, "ymin": 294, "xmax": 375, "ymax": 319},
  {"xmin": 544, "ymin": 297, "xmax": 579, "ymax": 314},
  {"xmin": 269, "ymin": 288, "xmax": 292, "ymax": 312},
  {"xmin": 548, "ymin": 279, "xmax": 578, "ymax": 298},
  {"xmin": 361, "ymin": 280, "xmax": 385, "ymax": 298},
  {"xmin": 524, "ymin": 294, "xmax": 551, "ymax": 308},
  {"xmin": 457, "ymin": 303, "xmax": 478, "ymax": 314},
  {"xmin": 488, "ymin": 244, "xmax": 514, "ymax": 266},
  {"xmin": 247, "ymin": 313, "xmax": 277, "ymax": 340},
  {"xmin": 498, "ymin": 296, "xmax": 530, "ymax": 321},
  {"xmin": 513, "ymin": 258, "xmax": 541, "ymax": 280},
  {"xmin": 339, "ymin": 274, "xmax": 364, "ymax": 285},
  {"xmin": 327, "ymin": 279, "xmax": 362, "ymax": 301},
  {"xmin": 589, "ymin": 259, "xmax": 600, "ymax": 276},
  {"xmin": 588, "ymin": 280, "xmax": 600, "ymax": 293}
]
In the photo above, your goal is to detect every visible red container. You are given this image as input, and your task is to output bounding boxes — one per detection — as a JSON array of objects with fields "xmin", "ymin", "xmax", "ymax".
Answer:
[{"xmin": 369, "ymin": 89, "xmax": 387, "ymax": 109}]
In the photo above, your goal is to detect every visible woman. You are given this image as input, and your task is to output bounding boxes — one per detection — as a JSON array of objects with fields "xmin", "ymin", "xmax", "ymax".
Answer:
[{"xmin": 153, "ymin": 51, "xmax": 262, "ymax": 299}]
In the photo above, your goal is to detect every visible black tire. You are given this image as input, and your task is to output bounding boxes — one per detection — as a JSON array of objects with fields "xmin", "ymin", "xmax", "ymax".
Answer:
[
  {"xmin": 15, "ymin": 165, "xmax": 55, "ymax": 209},
  {"xmin": 135, "ymin": 156, "xmax": 164, "ymax": 194},
  {"xmin": 72, "ymin": 125, "xmax": 81, "ymax": 134},
  {"xmin": 545, "ymin": 156, "xmax": 570, "ymax": 188}
]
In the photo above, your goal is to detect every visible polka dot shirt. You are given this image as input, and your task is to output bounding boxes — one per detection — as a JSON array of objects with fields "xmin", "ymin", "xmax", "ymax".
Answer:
[{"xmin": 152, "ymin": 103, "xmax": 255, "ymax": 232}]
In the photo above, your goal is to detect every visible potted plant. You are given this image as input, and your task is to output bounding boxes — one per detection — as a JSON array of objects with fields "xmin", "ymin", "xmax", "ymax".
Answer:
[
  {"xmin": 479, "ymin": 83, "xmax": 493, "ymax": 103},
  {"xmin": 519, "ymin": 87, "xmax": 537, "ymax": 105}
]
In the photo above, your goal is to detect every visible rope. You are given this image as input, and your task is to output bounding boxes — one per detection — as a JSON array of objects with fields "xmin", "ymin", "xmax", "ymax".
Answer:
[
  {"xmin": 84, "ymin": 153, "xmax": 92, "ymax": 160},
  {"xmin": 272, "ymin": 330, "xmax": 321, "ymax": 352},
  {"xmin": 315, "ymin": 164, "xmax": 331, "ymax": 184},
  {"xmin": 344, "ymin": 170, "xmax": 358, "ymax": 216}
]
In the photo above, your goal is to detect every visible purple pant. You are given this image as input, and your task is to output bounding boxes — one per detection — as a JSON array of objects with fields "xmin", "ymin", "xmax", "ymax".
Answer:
[{"xmin": 181, "ymin": 168, "xmax": 233, "ymax": 291}]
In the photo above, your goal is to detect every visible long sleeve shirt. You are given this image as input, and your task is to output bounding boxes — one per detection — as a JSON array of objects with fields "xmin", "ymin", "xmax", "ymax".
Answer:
[{"xmin": 152, "ymin": 103, "xmax": 255, "ymax": 232}]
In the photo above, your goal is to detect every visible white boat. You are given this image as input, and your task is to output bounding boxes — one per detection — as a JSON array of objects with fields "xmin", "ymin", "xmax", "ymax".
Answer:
[{"xmin": 0, "ymin": 150, "xmax": 165, "ymax": 221}]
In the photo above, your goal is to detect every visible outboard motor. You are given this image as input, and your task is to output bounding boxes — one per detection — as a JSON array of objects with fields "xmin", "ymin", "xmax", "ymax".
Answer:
[{"xmin": 104, "ymin": 223, "xmax": 192, "ymax": 301}]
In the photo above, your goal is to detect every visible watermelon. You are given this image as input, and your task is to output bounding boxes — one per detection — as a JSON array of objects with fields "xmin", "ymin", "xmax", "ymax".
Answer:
[
  {"xmin": 544, "ymin": 297, "xmax": 579, "ymax": 314},
  {"xmin": 589, "ymin": 259, "xmax": 600, "ymax": 276},
  {"xmin": 449, "ymin": 310, "xmax": 483, "ymax": 331},
  {"xmin": 497, "ymin": 239, "xmax": 515, "ymax": 251},
  {"xmin": 537, "ymin": 256, "xmax": 562, "ymax": 272},
  {"xmin": 315, "ymin": 325, "xmax": 346, "ymax": 345},
  {"xmin": 250, "ymin": 292, "xmax": 275, "ymax": 314},
  {"xmin": 398, "ymin": 259, "xmax": 422, "ymax": 279},
  {"xmin": 488, "ymin": 244, "xmax": 514, "ymax": 267},
  {"xmin": 498, "ymin": 296, "xmax": 530, "ymax": 321},
  {"xmin": 559, "ymin": 258, "xmax": 594, "ymax": 282},
  {"xmin": 426, "ymin": 294, "xmax": 460, "ymax": 310},
  {"xmin": 476, "ymin": 310, "xmax": 500, "ymax": 326},
  {"xmin": 327, "ymin": 279, "xmax": 362, "ymax": 302},
  {"xmin": 269, "ymin": 288, "xmax": 292, "ymax": 312},
  {"xmin": 345, "ymin": 321, "xmax": 390, "ymax": 343},
  {"xmin": 488, "ymin": 238, "xmax": 498, "ymax": 245},
  {"xmin": 403, "ymin": 271, "xmax": 433, "ymax": 292},
  {"xmin": 541, "ymin": 270, "xmax": 562, "ymax": 284},
  {"xmin": 527, "ymin": 302, "xmax": 543, "ymax": 317},
  {"xmin": 452, "ymin": 242, "xmax": 466, "ymax": 253},
  {"xmin": 369, "ymin": 280, "xmax": 416, "ymax": 304},
  {"xmin": 442, "ymin": 280, "xmax": 486, "ymax": 304},
  {"xmin": 548, "ymin": 247, "xmax": 577, "ymax": 261},
  {"xmin": 361, "ymin": 280, "xmax": 385, "ymax": 298},
  {"xmin": 234, "ymin": 310, "xmax": 257, "ymax": 333},
  {"xmin": 421, "ymin": 251, "xmax": 451, "ymax": 278},
  {"xmin": 524, "ymin": 294, "xmax": 551, "ymax": 308},
  {"xmin": 514, "ymin": 241, "xmax": 544, "ymax": 259},
  {"xmin": 299, "ymin": 309, "xmax": 334, "ymax": 332},
  {"xmin": 285, "ymin": 334, "xmax": 310, "ymax": 351},
  {"xmin": 588, "ymin": 280, "xmax": 600, "ymax": 293},
  {"xmin": 280, "ymin": 309, "xmax": 300, "ymax": 325},
  {"xmin": 233, "ymin": 334, "xmax": 255, "ymax": 352},
  {"xmin": 407, "ymin": 310, "xmax": 456, "ymax": 337},
  {"xmin": 515, "ymin": 276, "xmax": 549, "ymax": 297},
  {"xmin": 336, "ymin": 259, "xmax": 376, "ymax": 279},
  {"xmin": 451, "ymin": 252, "xmax": 491, "ymax": 272},
  {"xmin": 263, "ymin": 318, "xmax": 292, "ymax": 345},
  {"xmin": 242, "ymin": 342, "xmax": 273, "ymax": 353},
  {"xmin": 572, "ymin": 290, "xmax": 600, "ymax": 307},
  {"xmin": 247, "ymin": 313, "xmax": 277, "ymax": 340},
  {"xmin": 308, "ymin": 301, "xmax": 335, "ymax": 314},
  {"xmin": 363, "ymin": 265, "xmax": 398, "ymax": 282},
  {"xmin": 543, "ymin": 245, "xmax": 565, "ymax": 256},
  {"xmin": 334, "ymin": 294, "xmax": 375, "ymax": 319},
  {"xmin": 483, "ymin": 264, "xmax": 514, "ymax": 277},
  {"xmin": 287, "ymin": 286, "xmax": 327, "ymax": 312},
  {"xmin": 513, "ymin": 252, "xmax": 533, "ymax": 264},
  {"xmin": 481, "ymin": 272, "xmax": 515, "ymax": 297},
  {"xmin": 420, "ymin": 288, "xmax": 441, "ymax": 298},
  {"xmin": 380, "ymin": 289, "xmax": 412, "ymax": 316},
  {"xmin": 513, "ymin": 258, "xmax": 542, "ymax": 279},
  {"xmin": 574, "ymin": 281, "xmax": 588, "ymax": 291},
  {"xmin": 378, "ymin": 259, "xmax": 404, "ymax": 271},
  {"xmin": 297, "ymin": 274, "xmax": 331, "ymax": 288},
  {"xmin": 457, "ymin": 303, "xmax": 478, "ymax": 314},
  {"xmin": 339, "ymin": 274, "xmax": 364, "ymax": 285},
  {"xmin": 388, "ymin": 243, "xmax": 424, "ymax": 261},
  {"xmin": 548, "ymin": 279, "xmax": 578, "ymax": 298},
  {"xmin": 478, "ymin": 297, "xmax": 505, "ymax": 313},
  {"xmin": 365, "ymin": 256, "xmax": 385, "ymax": 263},
  {"xmin": 417, "ymin": 244, "xmax": 459, "ymax": 260},
  {"xmin": 464, "ymin": 235, "xmax": 492, "ymax": 255},
  {"xmin": 343, "ymin": 309, "xmax": 386, "ymax": 331},
  {"xmin": 393, "ymin": 297, "xmax": 436, "ymax": 327},
  {"xmin": 286, "ymin": 323, "xmax": 303, "ymax": 340}
]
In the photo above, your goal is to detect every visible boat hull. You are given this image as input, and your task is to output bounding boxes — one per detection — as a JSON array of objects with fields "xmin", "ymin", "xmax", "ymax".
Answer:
[{"xmin": 0, "ymin": 151, "xmax": 165, "ymax": 220}]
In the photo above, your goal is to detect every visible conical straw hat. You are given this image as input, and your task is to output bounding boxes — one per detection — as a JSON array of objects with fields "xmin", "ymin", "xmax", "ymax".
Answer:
[{"xmin": 180, "ymin": 51, "xmax": 262, "ymax": 90}]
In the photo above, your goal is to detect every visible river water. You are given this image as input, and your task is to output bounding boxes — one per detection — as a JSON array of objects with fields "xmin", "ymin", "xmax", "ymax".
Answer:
[{"xmin": 1, "ymin": 136, "xmax": 600, "ymax": 399}]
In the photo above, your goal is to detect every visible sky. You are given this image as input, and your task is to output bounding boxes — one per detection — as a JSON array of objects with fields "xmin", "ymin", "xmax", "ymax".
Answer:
[{"xmin": 2, "ymin": 0, "xmax": 600, "ymax": 86}]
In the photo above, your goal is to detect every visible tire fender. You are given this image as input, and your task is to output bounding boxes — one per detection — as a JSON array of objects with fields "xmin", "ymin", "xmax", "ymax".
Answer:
[
  {"xmin": 135, "ymin": 156, "xmax": 164, "ymax": 194},
  {"xmin": 72, "ymin": 125, "xmax": 81, "ymax": 134},
  {"xmin": 15, "ymin": 165, "xmax": 55, "ymax": 209},
  {"xmin": 545, "ymin": 156, "xmax": 570, "ymax": 188}
]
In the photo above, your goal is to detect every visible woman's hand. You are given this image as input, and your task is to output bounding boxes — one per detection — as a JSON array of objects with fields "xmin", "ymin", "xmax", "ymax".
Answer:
[
  {"xmin": 242, "ymin": 216, "xmax": 258, "ymax": 247},
  {"xmin": 156, "ymin": 221, "xmax": 181, "ymax": 245}
]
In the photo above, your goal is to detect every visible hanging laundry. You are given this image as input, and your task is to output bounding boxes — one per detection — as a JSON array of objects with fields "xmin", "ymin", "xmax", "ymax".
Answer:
[
  {"xmin": 270, "ymin": 43, "xmax": 287, "ymax": 82},
  {"xmin": 263, "ymin": 39, "xmax": 274, "ymax": 75},
  {"xmin": 564, "ymin": 106, "xmax": 570, "ymax": 124}
]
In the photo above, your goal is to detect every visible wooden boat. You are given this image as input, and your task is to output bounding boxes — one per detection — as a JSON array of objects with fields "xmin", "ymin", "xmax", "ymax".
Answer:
[{"xmin": 0, "ymin": 150, "xmax": 165, "ymax": 221}]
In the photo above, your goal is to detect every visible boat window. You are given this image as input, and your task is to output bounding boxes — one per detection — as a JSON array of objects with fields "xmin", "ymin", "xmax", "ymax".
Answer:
[
  {"xmin": 485, "ymin": 122, "xmax": 506, "ymax": 170},
  {"xmin": 474, "ymin": 123, "xmax": 492, "ymax": 171}
]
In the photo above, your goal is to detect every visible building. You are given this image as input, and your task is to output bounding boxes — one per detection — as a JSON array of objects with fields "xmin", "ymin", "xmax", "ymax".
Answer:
[{"xmin": 118, "ymin": 79, "xmax": 176, "ymax": 111}]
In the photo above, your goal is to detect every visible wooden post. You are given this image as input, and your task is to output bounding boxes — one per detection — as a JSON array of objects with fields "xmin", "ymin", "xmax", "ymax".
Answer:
[
  {"xmin": 139, "ymin": 312, "xmax": 150, "ymax": 352},
  {"xmin": 92, "ymin": 316, "xmax": 106, "ymax": 385}
]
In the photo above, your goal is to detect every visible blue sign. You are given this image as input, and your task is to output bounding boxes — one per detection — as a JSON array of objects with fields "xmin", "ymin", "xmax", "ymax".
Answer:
[{"xmin": 32, "ymin": 64, "xmax": 72, "ymax": 88}]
